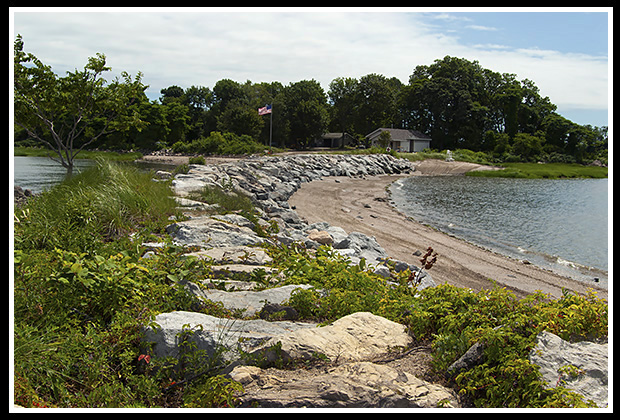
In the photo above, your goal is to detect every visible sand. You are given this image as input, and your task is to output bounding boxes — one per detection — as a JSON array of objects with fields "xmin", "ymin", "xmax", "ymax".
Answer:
[{"xmin": 289, "ymin": 159, "xmax": 608, "ymax": 301}]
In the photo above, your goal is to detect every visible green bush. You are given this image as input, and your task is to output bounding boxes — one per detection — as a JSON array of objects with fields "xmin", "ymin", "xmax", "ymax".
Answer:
[{"xmin": 171, "ymin": 131, "xmax": 267, "ymax": 156}]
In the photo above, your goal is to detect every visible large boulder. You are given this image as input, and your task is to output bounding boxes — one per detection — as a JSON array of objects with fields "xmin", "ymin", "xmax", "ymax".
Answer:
[
  {"xmin": 143, "ymin": 311, "xmax": 317, "ymax": 362},
  {"xmin": 529, "ymin": 331, "xmax": 608, "ymax": 407},
  {"xmin": 248, "ymin": 312, "xmax": 413, "ymax": 364},
  {"xmin": 230, "ymin": 361, "xmax": 459, "ymax": 408},
  {"xmin": 166, "ymin": 217, "xmax": 266, "ymax": 248}
]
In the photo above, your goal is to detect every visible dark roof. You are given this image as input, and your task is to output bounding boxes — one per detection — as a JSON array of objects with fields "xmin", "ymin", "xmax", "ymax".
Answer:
[{"xmin": 366, "ymin": 128, "xmax": 431, "ymax": 141}]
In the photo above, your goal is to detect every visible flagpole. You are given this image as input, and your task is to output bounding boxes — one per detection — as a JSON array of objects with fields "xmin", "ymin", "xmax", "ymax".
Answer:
[{"xmin": 269, "ymin": 104, "xmax": 273, "ymax": 148}]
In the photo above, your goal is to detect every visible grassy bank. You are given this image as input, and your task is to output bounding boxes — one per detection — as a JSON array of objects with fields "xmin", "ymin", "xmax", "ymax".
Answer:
[
  {"xmin": 466, "ymin": 162, "xmax": 608, "ymax": 179},
  {"xmin": 12, "ymin": 162, "xmax": 608, "ymax": 408}
]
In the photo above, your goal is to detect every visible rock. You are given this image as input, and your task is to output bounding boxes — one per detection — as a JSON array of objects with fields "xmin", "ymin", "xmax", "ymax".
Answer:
[
  {"xmin": 14, "ymin": 186, "xmax": 35, "ymax": 207},
  {"xmin": 529, "ymin": 330, "xmax": 608, "ymax": 407},
  {"xmin": 154, "ymin": 170, "xmax": 173, "ymax": 180},
  {"xmin": 186, "ymin": 245, "xmax": 273, "ymax": 266},
  {"xmin": 249, "ymin": 312, "xmax": 413, "ymax": 364},
  {"xmin": 174, "ymin": 196, "xmax": 219, "ymax": 211},
  {"xmin": 210, "ymin": 214, "xmax": 255, "ymax": 230},
  {"xmin": 259, "ymin": 303, "xmax": 299, "ymax": 321},
  {"xmin": 446, "ymin": 341, "xmax": 486, "ymax": 377},
  {"xmin": 230, "ymin": 361, "xmax": 460, "ymax": 408},
  {"xmin": 334, "ymin": 231, "xmax": 388, "ymax": 264},
  {"xmin": 306, "ymin": 229, "xmax": 334, "ymax": 245},
  {"xmin": 187, "ymin": 284, "xmax": 314, "ymax": 317},
  {"xmin": 166, "ymin": 217, "xmax": 266, "ymax": 248},
  {"xmin": 143, "ymin": 311, "xmax": 317, "ymax": 363}
]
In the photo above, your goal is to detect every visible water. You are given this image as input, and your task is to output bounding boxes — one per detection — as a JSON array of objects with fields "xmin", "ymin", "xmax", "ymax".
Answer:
[
  {"xmin": 12, "ymin": 156, "xmax": 175, "ymax": 194},
  {"xmin": 13, "ymin": 156, "xmax": 96, "ymax": 193},
  {"xmin": 390, "ymin": 176, "xmax": 609, "ymax": 286}
]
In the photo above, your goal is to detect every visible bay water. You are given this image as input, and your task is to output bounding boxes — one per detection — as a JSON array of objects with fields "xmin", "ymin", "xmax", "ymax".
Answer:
[
  {"xmin": 389, "ymin": 175, "xmax": 609, "ymax": 287},
  {"xmin": 13, "ymin": 156, "xmax": 95, "ymax": 193},
  {"xmin": 12, "ymin": 156, "xmax": 175, "ymax": 194}
]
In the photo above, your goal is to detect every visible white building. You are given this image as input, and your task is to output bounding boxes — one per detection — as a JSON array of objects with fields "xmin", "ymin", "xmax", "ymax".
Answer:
[{"xmin": 366, "ymin": 128, "xmax": 432, "ymax": 153}]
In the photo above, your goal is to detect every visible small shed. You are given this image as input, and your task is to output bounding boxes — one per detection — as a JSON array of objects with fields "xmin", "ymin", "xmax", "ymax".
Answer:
[{"xmin": 366, "ymin": 128, "xmax": 431, "ymax": 153}]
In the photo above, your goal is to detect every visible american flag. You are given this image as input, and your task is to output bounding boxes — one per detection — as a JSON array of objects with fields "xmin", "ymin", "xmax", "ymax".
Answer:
[{"xmin": 258, "ymin": 104, "xmax": 272, "ymax": 115}]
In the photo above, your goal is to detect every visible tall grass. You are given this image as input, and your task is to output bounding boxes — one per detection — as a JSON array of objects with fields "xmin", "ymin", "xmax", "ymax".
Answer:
[{"xmin": 14, "ymin": 160, "xmax": 179, "ymax": 252}]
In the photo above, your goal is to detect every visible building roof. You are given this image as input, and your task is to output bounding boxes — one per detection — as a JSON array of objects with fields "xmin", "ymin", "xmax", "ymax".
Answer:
[{"xmin": 366, "ymin": 128, "xmax": 431, "ymax": 142}]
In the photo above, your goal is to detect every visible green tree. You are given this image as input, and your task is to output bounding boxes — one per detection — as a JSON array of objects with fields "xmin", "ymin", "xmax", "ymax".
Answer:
[
  {"xmin": 279, "ymin": 80, "xmax": 329, "ymax": 149},
  {"xmin": 354, "ymin": 73, "xmax": 401, "ymax": 135},
  {"xmin": 328, "ymin": 77, "xmax": 358, "ymax": 135},
  {"xmin": 14, "ymin": 35, "xmax": 147, "ymax": 175}
]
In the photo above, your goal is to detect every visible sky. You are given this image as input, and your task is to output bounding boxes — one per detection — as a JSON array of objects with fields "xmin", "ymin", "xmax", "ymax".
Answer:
[{"xmin": 10, "ymin": 7, "xmax": 611, "ymax": 128}]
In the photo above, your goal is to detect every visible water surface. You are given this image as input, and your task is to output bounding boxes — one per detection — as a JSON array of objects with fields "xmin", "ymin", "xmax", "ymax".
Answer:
[{"xmin": 390, "ymin": 176, "xmax": 608, "ymax": 286}]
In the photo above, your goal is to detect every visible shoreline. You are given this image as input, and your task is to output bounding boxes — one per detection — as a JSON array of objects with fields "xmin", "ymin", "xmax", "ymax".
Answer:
[{"xmin": 288, "ymin": 168, "xmax": 608, "ymax": 301}]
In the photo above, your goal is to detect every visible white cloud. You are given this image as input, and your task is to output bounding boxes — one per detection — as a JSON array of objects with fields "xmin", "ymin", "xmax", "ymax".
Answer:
[
  {"xmin": 466, "ymin": 24, "xmax": 498, "ymax": 31},
  {"xmin": 12, "ymin": 9, "xmax": 608, "ymax": 124}
]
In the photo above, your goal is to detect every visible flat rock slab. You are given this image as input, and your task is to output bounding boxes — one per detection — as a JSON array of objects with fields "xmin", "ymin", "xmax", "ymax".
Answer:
[
  {"xmin": 188, "ymin": 283, "xmax": 314, "ymax": 317},
  {"xmin": 249, "ymin": 311, "xmax": 414, "ymax": 363},
  {"xmin": 144, "ymin": 311, "xmax": 317, "ymax": 362},
  {"xmin": 187, "ymin": 246, "xmax": 273, "ymax": 266},
  {"xmin": 230, "ymin": 361, "xmax": 460, "ymax": 408},
  {"xmin": 166, "ymin": 217, "xmax": 266, "ymax": 248}
]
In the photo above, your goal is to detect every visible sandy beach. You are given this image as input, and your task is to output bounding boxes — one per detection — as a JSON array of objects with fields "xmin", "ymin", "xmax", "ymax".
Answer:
[{"xmin": 289, "ymin": 159, "xmax": 608, "ymax": 301}]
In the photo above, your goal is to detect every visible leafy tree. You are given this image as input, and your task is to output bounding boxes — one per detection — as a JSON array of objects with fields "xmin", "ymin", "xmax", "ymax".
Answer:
[
  {"xmin": 279, "ymin": 80, "xmax": 329, "ymax": 149},
  {"xmin": 354, "ymin": 73, "xmax": 401, "ymax": 135},
  {"xmin": 14, "ymin": 35, "xmax": 147, "ymax": 175},
  {"xmin": 328, "ymin": 77, "xmax": 358, "ymax": 135}
]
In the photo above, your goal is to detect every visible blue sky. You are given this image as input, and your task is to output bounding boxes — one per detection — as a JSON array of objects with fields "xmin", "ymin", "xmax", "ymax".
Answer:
[
  {"xmin": 11, "ymin": 8, "xmax": 611, "ymax": 127},
  {"xmin": 427, "ymin": 11, "xmax": 608, "ymax": 56}
]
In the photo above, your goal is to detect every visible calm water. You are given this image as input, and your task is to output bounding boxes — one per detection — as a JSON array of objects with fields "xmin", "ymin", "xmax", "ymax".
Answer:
[
  {"xmin": 390, "ymin": 176, "xmax": 609, "ymax": 286},
  {"xmin": 12, "ymin": 156, "xmax": 174, "ymax": 193},
  {"xmin": 13, "ymin": 156, "xmax": 95, "ymax": 193}
]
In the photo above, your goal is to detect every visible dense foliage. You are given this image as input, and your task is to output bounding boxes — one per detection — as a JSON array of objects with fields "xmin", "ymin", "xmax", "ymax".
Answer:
[{"xmin": 14, "ymin": 34, "xmax": 607, "ymax": 164}]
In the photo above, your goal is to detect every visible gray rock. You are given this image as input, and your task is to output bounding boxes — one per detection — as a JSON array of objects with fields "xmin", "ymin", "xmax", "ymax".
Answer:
[
  {"xmin": 143, "ymin": 311, "xmax": 317, "ymax": 362},
  {"xmin": 230, "ymin": 361, "xmax": 459, "ymax": 408},
  {"xmin": 186, "ymin": 245, "xmax": 273, "ymax": 266},
  {"xmin": 529, "ymin": 330, "xmax": 608, "ymax": 407},
  {"xmin": 248, "ymin": 312, "xmax": 413, "ymax": 364},
  {"xmin": 334, "ymin": 231, "xmax": 388, "ymax": 264},
  {"xmin": 166, "ymin": 217, "xmax": 265, "ymax": 248},
  {"xmin": 188, "ymin": 284, "xmax": 314, "ymax": 317},
  {"xmin": 446, "ymin": 341, "xmax": 486, "ymax": 376}
]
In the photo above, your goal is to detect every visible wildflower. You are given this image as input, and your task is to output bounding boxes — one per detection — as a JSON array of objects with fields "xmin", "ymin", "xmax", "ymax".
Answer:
[{"xmin": 138, "ymin": 354, "xmax": 151, "ymax": 364}]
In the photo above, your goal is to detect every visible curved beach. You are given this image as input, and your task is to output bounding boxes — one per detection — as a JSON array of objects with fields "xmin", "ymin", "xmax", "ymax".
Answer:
[{"xmin": 289, "ymin": 160, "xmax": 608, "ymax": 301}]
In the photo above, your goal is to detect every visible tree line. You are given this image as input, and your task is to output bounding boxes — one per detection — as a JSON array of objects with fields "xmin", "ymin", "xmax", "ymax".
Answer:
[{"xmin": 14, "ymin": 34, "xmax": 607, "ymax": 166}]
